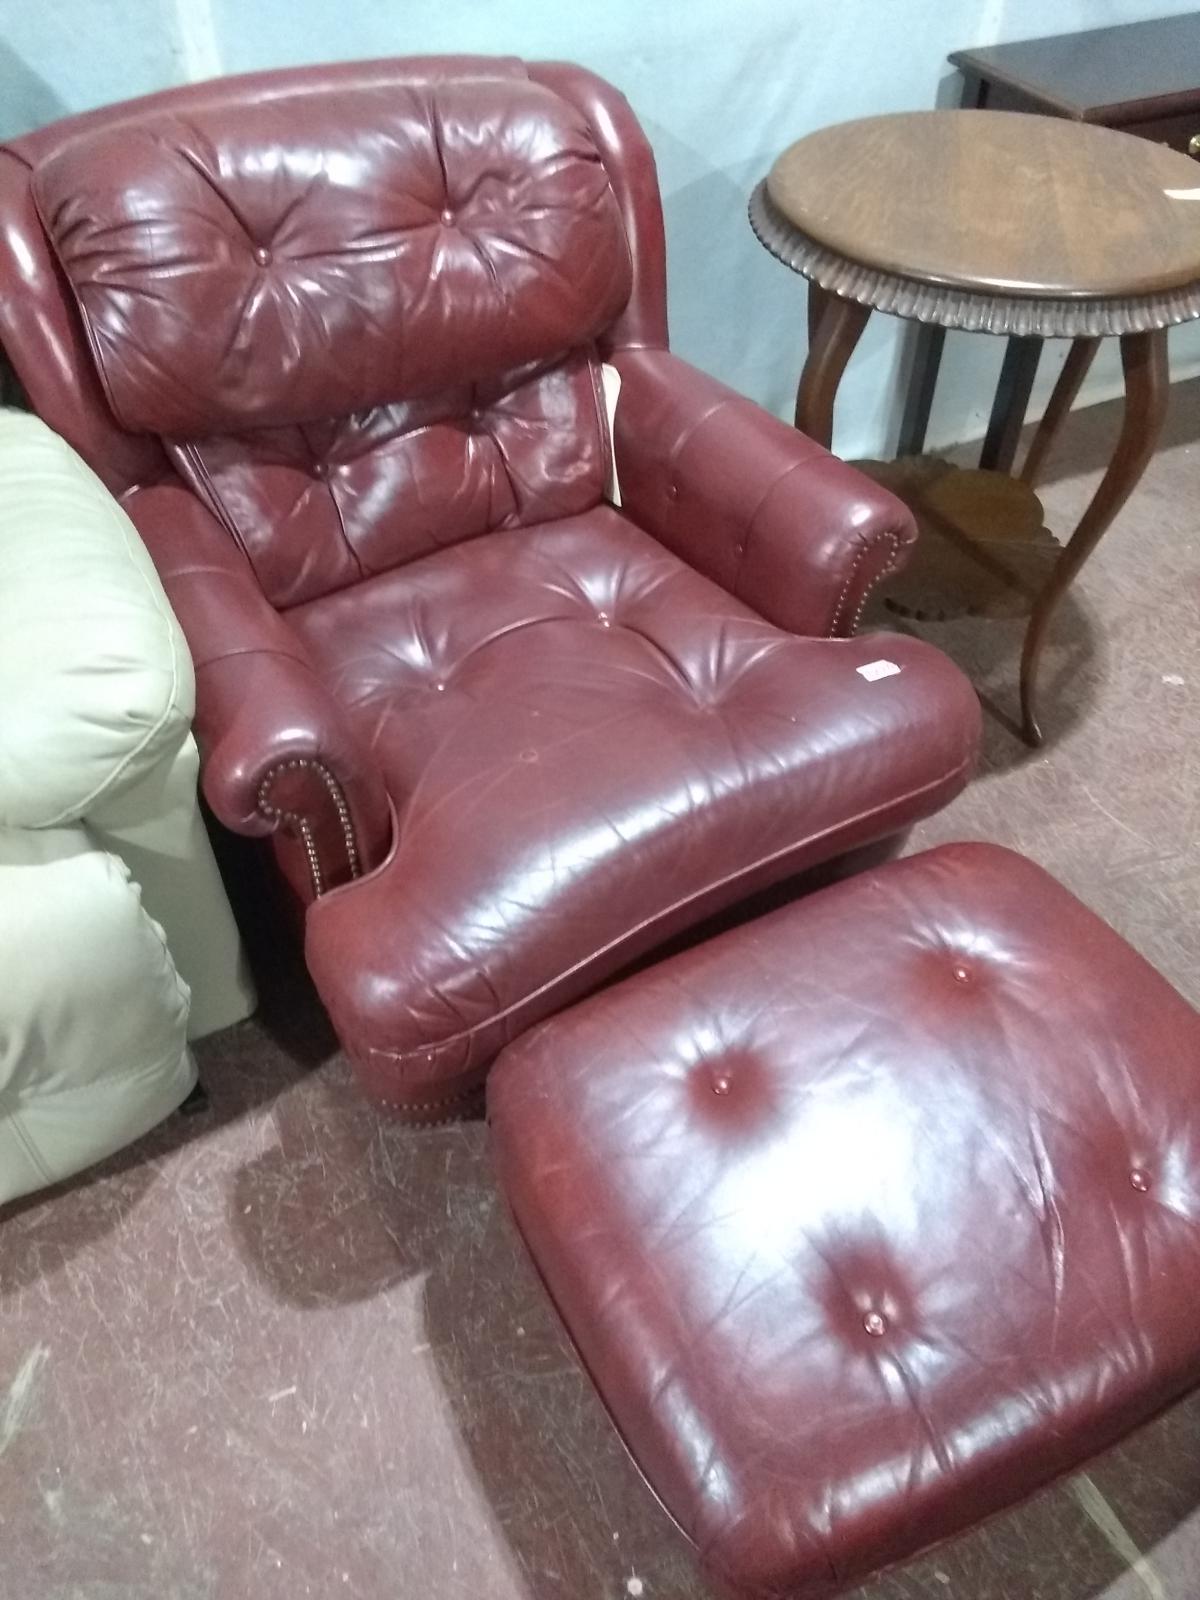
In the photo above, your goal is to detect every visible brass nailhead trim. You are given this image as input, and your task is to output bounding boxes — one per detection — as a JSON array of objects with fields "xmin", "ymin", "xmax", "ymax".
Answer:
[
  {"xmin": 847, "ymin": 532, "xmax": 904, "ymax": 636},
  {"xmin": 829, "ymin": 530, "xmax": 903, "ymax": 637},
  {"xmin": 256, "ymin": 757, "xmax": 360, "ymax": 898},
  {"xmin": 295, "ymin": 817, "xmax": 323, "ymax": 899},
  {"xmin": 376, "ymin": 1086, "xmax": 486, "ymax": 1124}
]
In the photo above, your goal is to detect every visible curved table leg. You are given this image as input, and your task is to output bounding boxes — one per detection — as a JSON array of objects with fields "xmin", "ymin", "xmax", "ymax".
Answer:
[
  {"xmin": 897, "ymin": 324, "xmax": 947, "ymax": 458},
  {"xmin": 1019, "ymin": 336, "xmax": 1102, "ymax": 487},
  {"xmin": 980, "ymin": 336, "xmax": 1043, "ymax": 472},
  {"xmin": 807, "ymin": 281, "xmax": 831, "ymax": 346},
  {"xmin": 794, "ymin": 293, "xmax": 871, "ymax": 448},
  {"xmin": 1020, "ymin": 328, "xmax": 1169, "ymax": 746}
]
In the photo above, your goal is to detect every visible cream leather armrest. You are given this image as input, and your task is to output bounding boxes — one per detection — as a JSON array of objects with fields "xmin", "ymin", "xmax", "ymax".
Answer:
[
  {"xmin": 0, "ymin": 412, "xmax": 194, "ymax": 829},
  {"xmin": 0, "ymin": 412, "xmax": 255, "ymax": 1039},
  {"xmin": 0, "ymin": 825, "xmax": 194, "ymax": 1204}
]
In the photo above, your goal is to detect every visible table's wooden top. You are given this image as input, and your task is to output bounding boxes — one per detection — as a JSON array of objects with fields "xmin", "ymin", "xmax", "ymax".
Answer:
[
  {"xmin": 766, "ymin": 111, "xmax": 1200, "ymax": 299},
  {"xmin": 950, "ymin": 13, "xmax": 1200, "ymax": 124}
]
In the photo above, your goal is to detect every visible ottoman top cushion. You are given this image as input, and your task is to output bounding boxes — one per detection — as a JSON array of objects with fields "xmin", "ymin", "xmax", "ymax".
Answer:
[{"xmin": 489, "ymin": 844, "xmax": 1200, "ymax": 1597}]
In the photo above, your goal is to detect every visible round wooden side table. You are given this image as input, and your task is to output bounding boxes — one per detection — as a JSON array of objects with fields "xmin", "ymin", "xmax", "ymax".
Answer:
[{"xmin": 750, "ymin": 110, "xmax": 1200, "ymax": 744}]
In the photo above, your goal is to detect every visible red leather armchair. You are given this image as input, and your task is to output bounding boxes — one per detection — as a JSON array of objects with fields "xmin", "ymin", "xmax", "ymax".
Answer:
[{"xmin": 0, "ymin": 57, "xmax": 980, "ymax": 1116}]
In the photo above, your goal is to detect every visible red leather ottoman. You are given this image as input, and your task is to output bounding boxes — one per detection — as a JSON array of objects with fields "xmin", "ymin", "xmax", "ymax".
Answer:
[{"xmin": 488, "ymin": 843, "xmax": 1200, "ymax": 1598}]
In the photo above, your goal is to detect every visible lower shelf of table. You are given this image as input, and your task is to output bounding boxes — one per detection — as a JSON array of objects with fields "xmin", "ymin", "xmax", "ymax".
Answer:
[{"xmin": 853, "ymin": 457, "xmax": 1062, "ymax": 622}]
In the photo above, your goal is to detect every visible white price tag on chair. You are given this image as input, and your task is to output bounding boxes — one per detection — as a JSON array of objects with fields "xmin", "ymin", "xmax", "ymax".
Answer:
[{"xmin": 856, "ymin": 659, "xmax": 901, "ymax": 682}]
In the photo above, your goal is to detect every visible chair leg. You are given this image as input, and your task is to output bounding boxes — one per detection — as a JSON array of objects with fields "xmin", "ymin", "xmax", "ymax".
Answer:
[{"xmin": 179, "ymin": 1079, "xmax": 210, "ymax": 1116}]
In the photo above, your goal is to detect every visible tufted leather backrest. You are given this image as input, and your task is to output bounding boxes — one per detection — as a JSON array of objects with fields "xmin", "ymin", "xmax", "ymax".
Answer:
[
  {"xmin": 0, "ymin": 60, "xmax": 668, "ymax": 502},
  {"xmin": 0, "ymin": 59, "xmax": 664, "ymax": 604},
  {"xmin": 32, "ymin": 79, "xmax": 632, "ymax": 436}
]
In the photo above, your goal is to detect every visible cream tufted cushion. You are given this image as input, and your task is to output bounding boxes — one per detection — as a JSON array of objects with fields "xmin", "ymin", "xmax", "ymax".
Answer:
[{"xmin": 0, "ymin": 410, "xmax": 194, "ymax": 829}]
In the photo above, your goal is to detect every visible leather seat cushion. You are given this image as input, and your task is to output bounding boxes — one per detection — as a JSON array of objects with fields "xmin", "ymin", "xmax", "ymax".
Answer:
[
  {"xmin": 297, "ymin": 509, "xmax": 978, "ymax": 1104},
  {"xmin": 488, "ymin": 844, "xmax": 1200, "ymax": 1598}
]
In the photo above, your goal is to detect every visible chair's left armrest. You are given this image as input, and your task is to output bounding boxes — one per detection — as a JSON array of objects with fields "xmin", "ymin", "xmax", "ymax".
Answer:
[
  {"xmin": 610, "ymin": 349, "xmax": 916, "ymax": 637},
  {"xmin": 124, "ymin": 483, "xmax": 392, "ymax": 893}
]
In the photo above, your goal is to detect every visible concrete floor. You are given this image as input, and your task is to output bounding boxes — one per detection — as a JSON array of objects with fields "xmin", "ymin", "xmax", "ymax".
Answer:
[{"xmin": 2, "ymin": 383, "xmax": 1199, "ymax": 1600}]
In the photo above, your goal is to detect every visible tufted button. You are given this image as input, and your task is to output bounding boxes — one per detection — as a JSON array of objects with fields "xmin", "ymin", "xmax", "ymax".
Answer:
[
  {"xmin": 863, "ymin": 1311, "xmax": 887, "ymax": 1337},
  {"xmin": 253, "ymin": 245, "xmax": 272, "ymax": 267},
  {"xmin": 1130, "ymin": 1168, "xmax": 1151, "ymax": 1192},
  {"xmin": 440, "ymin": 207, "xmax": 455, "ymax": 225}
]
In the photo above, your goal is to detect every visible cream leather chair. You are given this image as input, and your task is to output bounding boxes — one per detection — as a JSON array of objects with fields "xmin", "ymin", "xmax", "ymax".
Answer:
[{"xmin": 0, "ymin": 412, "xmax": 255, "ymax": 1203}]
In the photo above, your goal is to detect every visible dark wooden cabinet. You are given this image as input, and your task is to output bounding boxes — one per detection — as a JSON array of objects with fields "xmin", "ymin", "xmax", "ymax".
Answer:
[{"xmin": 951, "ymin": 12, "xmax": 1200, "ymax": 140}]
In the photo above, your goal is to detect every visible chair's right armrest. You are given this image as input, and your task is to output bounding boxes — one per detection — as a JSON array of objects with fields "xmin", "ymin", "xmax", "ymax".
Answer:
[
  {"xmin": 609, "ymin": 349, "xmax": 916, "ymax": 638},
  {"xmin": 125, "ymin": 484, "xmax": 391, "ymax": 893}
]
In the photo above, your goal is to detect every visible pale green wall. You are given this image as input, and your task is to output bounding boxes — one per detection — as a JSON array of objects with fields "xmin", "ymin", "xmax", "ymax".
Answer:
[{"xmin": 2, "ymin": 0, "xmax": 1196, "ymax": 456}]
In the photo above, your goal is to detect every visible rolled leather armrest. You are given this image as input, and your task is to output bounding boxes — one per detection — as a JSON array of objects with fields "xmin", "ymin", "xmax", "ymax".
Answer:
[
  {"xmin": 0, "ymin": 822, "xmax": 195, "ymax": 1204},
  {"xmin": 125, "ymin": 483, "xmax": 391, "ymax": 890},
  {"xmin": 610, "ymin": 348, "xmax": 916, "ymax": 638}
]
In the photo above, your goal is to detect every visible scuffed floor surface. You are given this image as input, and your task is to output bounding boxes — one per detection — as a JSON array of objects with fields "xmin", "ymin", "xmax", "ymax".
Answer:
[{"xmin": 3, "ymin": 385, "xmax": 1199, "ymax": 1600}]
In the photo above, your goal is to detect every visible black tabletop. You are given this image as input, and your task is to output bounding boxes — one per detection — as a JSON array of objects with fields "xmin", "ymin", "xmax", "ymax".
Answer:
[{"xmin": 951, "ymin": 12, "xmax": 1200, "ymax": 123}]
